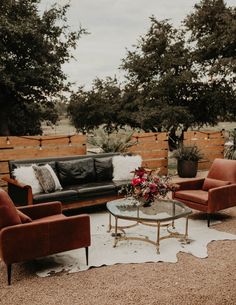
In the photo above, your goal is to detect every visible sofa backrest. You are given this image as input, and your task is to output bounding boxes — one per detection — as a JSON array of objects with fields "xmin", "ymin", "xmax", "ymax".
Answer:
[
  {"xmin": 207, "ymin": 158, "xmax": 236, "ymax": 183},
  {"xmin": 8, "ymin": 153, "xmax": 119, "ymax": 178}
]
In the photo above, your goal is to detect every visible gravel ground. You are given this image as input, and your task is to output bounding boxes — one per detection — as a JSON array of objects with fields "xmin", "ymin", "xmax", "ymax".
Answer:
[{"xmin": 0, "ymin": 207, "xmax": 236, "ymax": 305}]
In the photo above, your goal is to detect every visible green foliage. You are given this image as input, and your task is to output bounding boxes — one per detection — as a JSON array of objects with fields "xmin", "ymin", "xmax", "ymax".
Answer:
[
  {"xmin": 68, "ymin": 0, "xmax": 235, "ymax": 138},
  {"xmin": 185, "ymin": 0, "xmax": 236, "ymax": 84},
  {"xmin": 0, "ymin": 0, "xmax": 85, "ymax": 135},
  {"xmin": 173, "ymin": 145, "xmax": 203, "ymax": 161},
  {"xmin": 88, "ymin": 129, "xmax": 135, "ymax": 153},
  {"xmin": 120, "ymin": 18, "xmax": 196, "ymax": 132},
  {"xmin": 184, "ymin": 0, "xmax": 236, "ymax": 123},
  {"xmin": 68, "ymin": 77, "xmax": 122, "ymax": 133}
]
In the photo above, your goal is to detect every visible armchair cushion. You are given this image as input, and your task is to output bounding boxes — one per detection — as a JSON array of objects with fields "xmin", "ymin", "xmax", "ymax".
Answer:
[
  {"xmin": 202, "ymin": 178, "xmax": 231, "ymax": 191},
  {"xmin": 33, "ymin": 214, "xmax": 66, "ymax": 223},
  {"xmin": 0, "ymin": 190, "xmax": 21, "ymax": 229},
  {"xmin": 17, "ymin": 210, "xmax": 32, "ymax": 223},
  {"xmin": 174, "ymin": 190, "xmax": 208, "ymax": 205},
  {"xmin": 18, "ymin": 201, "xmax": 62, "ymax": 220}
]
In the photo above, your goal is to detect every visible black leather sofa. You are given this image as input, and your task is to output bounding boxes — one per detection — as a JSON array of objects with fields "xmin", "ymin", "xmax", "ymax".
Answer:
[{"xmin": 3, "ymin": 153, "xmax": 128, "ymax": 210}]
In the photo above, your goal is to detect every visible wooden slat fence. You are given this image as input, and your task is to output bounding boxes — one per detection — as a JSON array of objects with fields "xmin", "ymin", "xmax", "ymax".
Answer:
[
  {"xmin": 183, "ymin": 131, "xmax": 225, "ymax": 170},
  {"xmin": 128, "ymin": 132, "xmax": 169, "ymax": 175},
  {"xmin": 0, "ymin": 130, "xmax": 227, "ymax": 190},
  {"xmin": 0, "ymin": 134, "xmax": 87, "ymax": 188}
]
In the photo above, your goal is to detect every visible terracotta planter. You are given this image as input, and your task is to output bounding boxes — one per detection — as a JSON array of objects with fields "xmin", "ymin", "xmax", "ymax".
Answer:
[{"xmin": 177, "ymin": 160, "xmax": 198, "ymax": 178}]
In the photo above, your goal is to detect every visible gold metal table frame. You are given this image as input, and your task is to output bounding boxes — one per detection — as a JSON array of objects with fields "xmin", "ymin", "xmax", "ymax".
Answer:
[{"xmin": 107, "ymin": 198, "xmax": 192, "ymax": 254}]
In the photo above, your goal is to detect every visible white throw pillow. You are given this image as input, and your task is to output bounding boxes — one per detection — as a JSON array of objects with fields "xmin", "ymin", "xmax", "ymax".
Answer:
[
  {"xmin": 112, "ymin": 155, "xmax": 142, "ymax": 181},
  {"xmin": 44, "ymin": 164, "xmax": 62, "ymax": 191},
  {"xmin": 13, "ymin": 165, "xmax": 43, "ymax": 195}
]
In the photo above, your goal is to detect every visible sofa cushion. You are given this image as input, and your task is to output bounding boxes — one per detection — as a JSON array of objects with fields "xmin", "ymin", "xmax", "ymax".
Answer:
[
  {"xmin": 33, "ymin": 164, "xmax": 62, "ymax": 193},
  {"xmin": 112, "ymin": 155, "xmax": 142, "ymax": 181},
  {"xmin": 56, "ymin": 158, "xmax": 96, "ymax": 186},
  {"xmin": 13, "ymin": 165, "xmax": 43, "ymax": 194},
  {"xmin": 174, "ymin": 190, "xmax": 208, "ymax": 205},
  {"xmin": 0, "ymin": 190, "xmax": 21, "ymax": 229},
  {"xmin": 202, "ymin": 178, "xmax": 231, "ymax": 191},
  {"xmin": 94, "ymin": 157, "xmax": 113, "ymax": 181},
  {"xmin": 63, "ymin": 182, "xmax": 116, "ymax": 199},
  {"xmin": 33, "ymin": 190, "xmax": 78, "ymax": 204},
  {"xmin": 78, "ymin": 183, "xmax": 115, "ymax": 194},
  {"xmin": 33, "ymin": 165, "xmax": 56, "ymax": 193},
  {"xmin": 45, "ymin": 164, "xmax": 62, "ymax": 191},
  {"xmin": 113, "ymin": 180, "xmax": 131, "ymax": 190}
]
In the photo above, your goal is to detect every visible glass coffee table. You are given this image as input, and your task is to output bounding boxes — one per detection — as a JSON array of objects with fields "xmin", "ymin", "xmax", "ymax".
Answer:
[{"xmin": 106, "ymin": 197, "xmax": 192, "ymax": 254}]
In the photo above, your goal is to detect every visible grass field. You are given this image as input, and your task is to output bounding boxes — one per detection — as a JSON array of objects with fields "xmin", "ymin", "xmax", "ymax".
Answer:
[{"xmin": 42, "ymin": 116, "xmax": 236, "ymax": 136}]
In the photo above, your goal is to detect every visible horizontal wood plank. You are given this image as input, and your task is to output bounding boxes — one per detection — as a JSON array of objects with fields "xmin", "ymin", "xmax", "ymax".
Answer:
[
  {"xmin": 142, "ymin": 159, "xmax": 168, "ymax": 169},
  {"xmin": 132, "ymin": 132, "xmax": 168, "ymax": 142},
  {"xmin": 198, "ymin": 161, "xmax": 212, "ymax": 170},
  {"xmin": 202, "ymin": 153, "xmax": 224, "ymax": 160},
  {"xmin": 0, "ymin": 146, "xmax": 86, "ymax": 161},
  {"xmin": 129, "ymin": 141, "xmax": 168, "ymax": 151},
  {"xmin": 184, "ymin": 131, "xmax": 224, "ymax": 140},
  {"xmin": 0, "ymin": 135, "xmax": 86, "ymax": 147},
  {"xmin": 137, "ymin": 151, "xmax": 168, "ymax": 159},
  {"xmin": 0, "ymin": 162, "xmax": 9, "ymax": 174},
  {"xmin": 184, "ymin": 139, "xmax": 224, "ymax": 146}
]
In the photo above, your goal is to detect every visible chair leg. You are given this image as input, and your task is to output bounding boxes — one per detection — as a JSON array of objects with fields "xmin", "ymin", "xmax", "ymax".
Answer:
[
  {"xmin": 207, "ymin": 214, "xmax": 211, "ymax": 227},
  {"xmin": 7, "ymin": 264, "xmax": 12, "ymax": 285},
  {"xmin": 85, "ymin": 247, "xmax": 89, "ymax": 265}
]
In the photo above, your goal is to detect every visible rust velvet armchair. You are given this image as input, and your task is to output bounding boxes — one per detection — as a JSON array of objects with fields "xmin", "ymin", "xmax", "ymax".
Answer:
[
  {"xmin": 172, "ymin": 158, "xmax": 236, "ymax": 226},
  {"xmin": 0, "ymin": 189, "xmax": 91, "ymax": 285}
]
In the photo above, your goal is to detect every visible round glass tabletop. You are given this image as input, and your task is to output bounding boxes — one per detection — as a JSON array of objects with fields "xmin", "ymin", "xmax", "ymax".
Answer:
[{"xmin": 106, "ymin": 197, "xmax": 192, "ymax": 222}]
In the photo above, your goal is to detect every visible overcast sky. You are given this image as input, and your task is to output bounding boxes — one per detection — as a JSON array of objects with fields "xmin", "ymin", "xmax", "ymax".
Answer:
[{"xmin": 40, "ymin": 0, "xmax": 235, "ymax": 90}]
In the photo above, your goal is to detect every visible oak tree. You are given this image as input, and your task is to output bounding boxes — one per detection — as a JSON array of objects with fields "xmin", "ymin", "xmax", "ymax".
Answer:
[{"xmin": 0, "ymin": 0, "xmax": 84, "ymax": 135}]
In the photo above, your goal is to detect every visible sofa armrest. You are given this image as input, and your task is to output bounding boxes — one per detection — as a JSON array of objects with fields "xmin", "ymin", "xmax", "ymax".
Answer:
[
  {"xmin": 208, "ymin": 184, "xmax": 236, "ymax": 213},
  {"xmin": 1, "ymin": 176, "xmax": 33, "ymax": 206},
  {"xmin": 173, "ymin": 178, "xmax": 205, "ymax": 191},
  {"xmin": 18, "ymin": 201, "xmax": 62, "ymax": 219},
  {"xmin": 0, "ymin": 214, "xmax": 90, "ymax": 265}
]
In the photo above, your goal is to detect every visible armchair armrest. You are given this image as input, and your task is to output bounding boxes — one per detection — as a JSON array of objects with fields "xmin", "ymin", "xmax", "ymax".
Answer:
[
  {"xmin": 0, "ymin": 214, "xmax": 90, "ymax": 265},
  {"xmin": 1, "ymin": 176, "xmax": 33, "ymax": 206},
  {"xmin": 208, "ymin": 184, "xmax": 236, "ymax": 213},
  {"xmin": 48, "ymin": 214, "xmax": 91, "ymax": 254},
  {"xmin": 173, "ymin": 178, "xmax": 205, "ymax": 191},
  {"xmin": 18, "ymin": 201, "xmax": 62, "ymax": 219}
]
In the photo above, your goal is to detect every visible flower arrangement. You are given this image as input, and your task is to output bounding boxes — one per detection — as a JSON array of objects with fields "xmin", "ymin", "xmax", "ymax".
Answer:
[{"xmin": 119, "ymin": 167, "xmax": 175, "ymax": 206}]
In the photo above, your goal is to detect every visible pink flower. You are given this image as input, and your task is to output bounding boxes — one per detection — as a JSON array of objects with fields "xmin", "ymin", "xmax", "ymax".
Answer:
[{"xmin": 149, "ymin": 183, "xmax": 158, "ymax": 194}]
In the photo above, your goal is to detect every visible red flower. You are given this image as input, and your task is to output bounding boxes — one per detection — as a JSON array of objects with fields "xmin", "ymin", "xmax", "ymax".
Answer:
[
  {"xmin": 134, "ymin": 167, "xmax": 147, "ymax": 178},
  {"xmin": 119, "ymin": 167, "xmax": 173, "ymax": 203},
  {"xmin": 131, "ymin": 178, "xmax": 142, "ymax": 186}
]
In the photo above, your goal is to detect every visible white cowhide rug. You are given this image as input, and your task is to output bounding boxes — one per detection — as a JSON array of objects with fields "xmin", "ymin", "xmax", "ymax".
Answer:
[{"xmin": 35, "ymin": 212, "xmax": 236, "ymax": 277}]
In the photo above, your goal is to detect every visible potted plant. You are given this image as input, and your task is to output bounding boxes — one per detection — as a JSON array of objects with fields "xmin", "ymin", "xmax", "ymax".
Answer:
[{"xmin": 173, "ymin": 144, "xmax": 203, "ymax": 178}]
